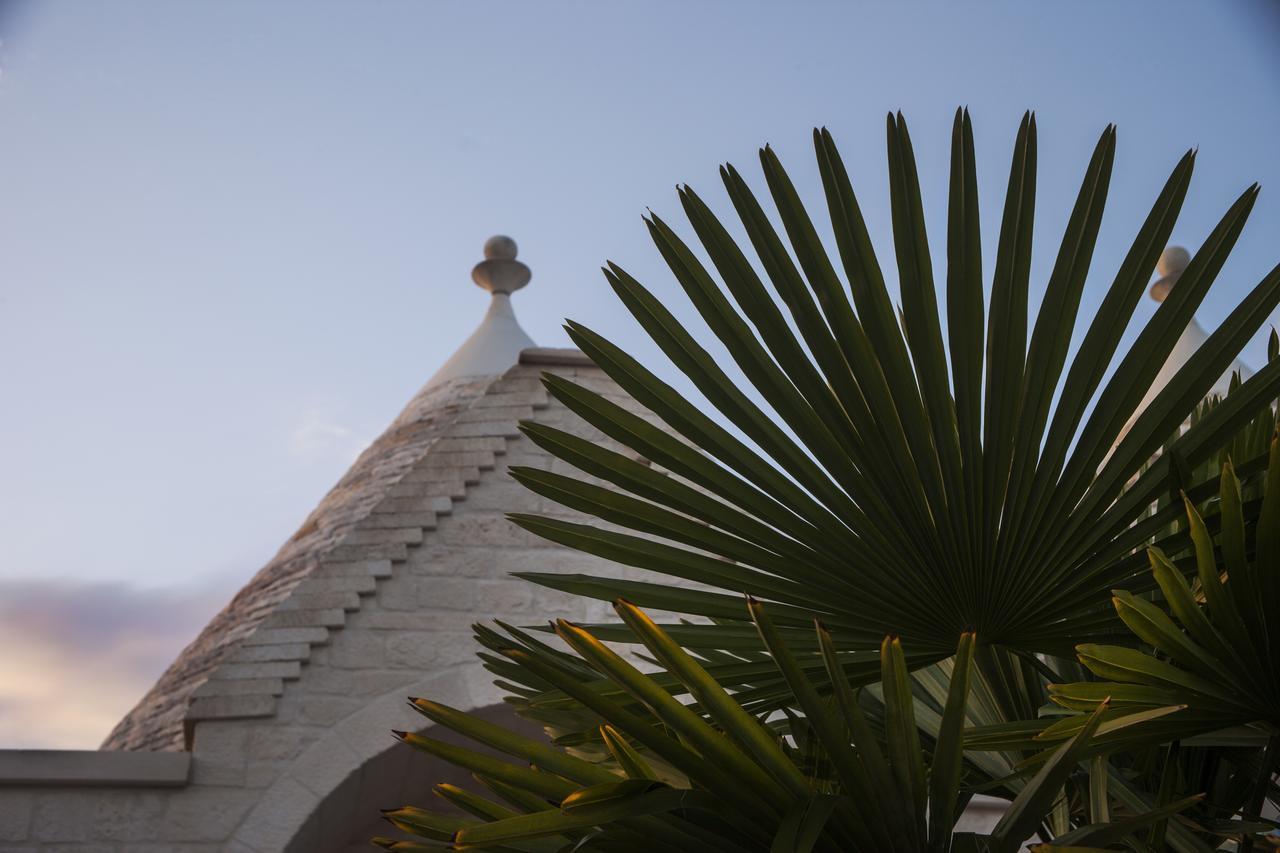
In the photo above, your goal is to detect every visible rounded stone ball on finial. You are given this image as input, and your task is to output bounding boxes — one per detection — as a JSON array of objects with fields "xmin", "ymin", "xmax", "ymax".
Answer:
[
  {"xmin": 483, "ymin": 235, "xmax": 519, "ymax": 261},
  {"xmin": 1157, "ymin": 246, "xmax": 1190, "ymax": 278},
  {"xmin": 1149, "ymin": 245, "xmax": 1190, "ymax": 303},
  {"xmin": 472, "ymin": 235, "xmax": 531, "ymax": 295}
]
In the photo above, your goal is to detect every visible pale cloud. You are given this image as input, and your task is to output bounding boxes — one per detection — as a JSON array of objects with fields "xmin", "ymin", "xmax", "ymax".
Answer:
[
  {"xmin": 289, "ymin": 409, "xmax": 368, "ymax": 464},
  {"xmin": 0, "ymin": 577, "xmax": 232, "ymax": 749}
]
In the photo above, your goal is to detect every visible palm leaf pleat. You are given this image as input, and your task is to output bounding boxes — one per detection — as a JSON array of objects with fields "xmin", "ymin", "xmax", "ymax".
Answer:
[{"xmin": 510, "ymin": 110, "xmax": 1280, "ymax": 664}]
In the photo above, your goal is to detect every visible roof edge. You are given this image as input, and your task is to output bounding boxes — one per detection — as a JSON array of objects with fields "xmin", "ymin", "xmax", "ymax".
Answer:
[{"xmin": 519, "ymin": 347, "xmax": 593, "ymax": 367}]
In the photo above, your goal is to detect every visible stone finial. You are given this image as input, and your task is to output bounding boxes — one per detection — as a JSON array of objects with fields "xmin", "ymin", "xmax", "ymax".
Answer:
[
  {"xmin": 472, "ymin": 235, "xmax": 531, "ymax": 295},
  {"xmin": 423, "ymin": 235, "xmax": 537, "ymax": 388},
  {"xmin": 1150, "ymin": 245, "xmax": 1191, "ymax": 303}
]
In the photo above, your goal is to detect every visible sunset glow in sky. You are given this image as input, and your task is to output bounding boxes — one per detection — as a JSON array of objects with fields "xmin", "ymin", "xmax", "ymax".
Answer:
[{"xmin": 1, "ymin": 1, "xmax": 1278, "ymax": 747}]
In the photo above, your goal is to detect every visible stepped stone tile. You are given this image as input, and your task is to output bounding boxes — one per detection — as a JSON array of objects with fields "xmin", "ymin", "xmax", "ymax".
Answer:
[
  {"xmin": 187, "ymin": 695, "xmax": 277, "ymax": 722},
  {"xmin": 421, "ymin": 450, "xmax": 496, "ymax": 469},
  {"xmin": 433, "ymin": 436, "xmax": 508, "ymax": 452},
  {"xmin": 475, "ymin": 389, "xmax": 548, "ymax": 408},
  {"xmin": 327, "ymin": 542, "xmax": 408, "ymax": 562},
  {"xmin": 209, "ymin": 661, "xmax": 302, "ymax": 681},
  {"xmin": 448, "ymin": 420, "xmax": 522, "ymax": 438},
  {"xmin": 401, "ymin": 467, "xmax": 481, "ymax": 484},
  {"xmin": 227, "ymin": 643, "xmax": 311, "ymax": 664},
  {"xmin": 262, "ymin": 608, "xmax": 345, "ymax": 629},
  {"xmin": 193, "ymin": 678, "xmax": 285, "ymax": 698},
  {"xmin": 355, "ymin": 511, "xmax": 436, "ymax": 529},
  {"xmin": 459, "ymin": 402, "xmax": 534, "ymax": 420},
  {"xmin": 313, "ymin": 559, "xmax": 393, "ymax": 578},
  {"xmin": 295, "ymin": 576, "xmax": 376, "ymax": 596},
  {"xmin": 276, "ymin": 591, "xmax": 361, "ymax": 612},
  {"xmin": 241, "ymin": 627, "xmax": 329, "ymax": 647},
  {"xmin": 341, "ymin": 527, "xmax": 423, "ymax": 546},
  {"xmin": 371, "ymin": 496, "xmax": 446, "ymax": 515}
]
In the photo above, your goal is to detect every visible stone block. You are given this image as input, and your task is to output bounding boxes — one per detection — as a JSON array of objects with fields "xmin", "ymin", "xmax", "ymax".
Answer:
[
  {"xmin": 475, "ymin": 389, "xmax": 546, "ymax": 409},
  {"xmin": 494, "ymin": 441, "xmax": 554, "ymax": 467},
  {"xmin": 189, "ymin": 722, "xmax": 248, "ymax": 787},
  {"xmin": 287, "ymin": 737, "xmax": 362, "ymax": 800},
  {"xmin": 328, "ymin": 542, "xmax": 409, "ymax": 562},
  {"xmin": 434, "ymin": 437, "xmax": 508, "ymax": 453},
  {"xmin": 0, "ymin": 751, "xmax": 190, "ymax": 787},
  {"xmin": 230, "ymin": 775, "xmax": 320, "ymax": 853},
  {"xmin": 163, "ymin": 789, "xmax": 260, "ymax": 842},
  {"xmin": 293, "ymin": 667, "xmax": 414, "ymax": 697},
  {"xmin": 245, "ymin": 724, "xmax": 321, "ymax": 765},
  {"xmin": 0, "ymin": 791, "xmax": 32, "ymax": 841},
  {"xmin": 187, "ymin": 695, "xmax": 277, "ymax": 723},
  {"xmin": 314, "ymin": 559, "xmax": 393, "ymax": 577},
  {"xmin": 452, "ymin": 479, "xmax": 547, "ymax": 513},
  {"xmin": 228, "ymin": 643, "xmax": 311, "ymax": 664},
  {"xmin": 384, "ymin": 481, "xmax": 430, "ymax": 498},
  {"xmin": 487, "ymin": 375, "xmax": 545, "ymax": 394},
  {"xmin": 295, "ymin": 576, "xmax": 376, "ymax": 596},
  {"xmin": 69, "ymin": 791, "xmax": 165, "ymax": 842},
  {"xmin": 28, "ymin": 791, "xmax": 96, "ymax": 842},
  {"xmin": 401, "ymin": 466, "xmax": 480, "ymax": 484},
  {"xmin": 423, "ymin": 451, "xmax": 497, "ymax": 471},
  {"xmin": 385, "ymin": 632, "xmax": 476, "ymax": 669},
  {"xmin": 447, "ymin": 419, "xmax": 522, "ymax": 438},
  {"xmin": 322, "ymin": 629, "xmax": 386, "ymax": 669},
  {"xmin": 342, "ymin": 526, "xmax": 423, "ymax": 546},
  {"xmin": 277, "ymin": 591, "xmax": 361, "ymax": 612},
  {"xmin": 460, "ymin": 401, "xmax": 534, "ymax": 419},
  {"xmin": 359, "ymin": 610, "xmax": 477, "ymax": 631},
  {"xmin": 262, "ymin": 608, "xmax": 345, "ymax": 629},
  {"xmin": 209, "ymin": 661, "xmax": 302, "ymax": 681},
  {"xmin": 241, "ymin": 627, "xmax": 329, "ymax": 647},
  {"xmin": 475, "ymin": 579, "xmax": 535, "ymax": 612},
  {"xmin": 356, "ymin": 512, "xmax": 436, "ymax": 530},
  {"xmin": 193, "ymin": 678, "xmax": 284, "ymax": 698},
  {"xmin": 435, "ymin": 514, "xmax": 545, "ymax": 548},
  {"xmin": 412, "ymin": 577, "xmax": 479, "ymax": 611},
  {"xmin": 273, "ymin": 693, "xmax": 363, "ymax": 728}
]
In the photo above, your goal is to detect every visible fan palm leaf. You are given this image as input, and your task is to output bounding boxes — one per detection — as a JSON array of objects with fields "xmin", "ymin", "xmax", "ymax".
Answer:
[
  {"xmin": 378, "ymin": 605, "xmax": 1155, "ymax": 852},
  {"xmin": 1052, "ymin": 436, "xmax": 1280, "ymax": 736},
  {"xmin": 509, "ymin": 109, "xmax": 1280, "ymax": 665}
]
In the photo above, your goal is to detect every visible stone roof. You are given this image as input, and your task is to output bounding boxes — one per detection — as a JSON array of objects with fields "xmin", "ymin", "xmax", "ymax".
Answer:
[{"xmin": 103, "ymin": 237, "xmax": 569, "ymax": 752}]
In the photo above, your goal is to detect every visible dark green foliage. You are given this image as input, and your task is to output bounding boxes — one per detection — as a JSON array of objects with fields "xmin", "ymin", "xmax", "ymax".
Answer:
[{"xmin": 378, "ymin": 112, "xmax": 1280, "ymax": 850}]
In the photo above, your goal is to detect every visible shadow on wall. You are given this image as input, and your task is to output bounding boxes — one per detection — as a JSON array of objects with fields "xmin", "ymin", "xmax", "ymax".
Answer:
[{"xmin": 290, "ymin": 702, "xmax": 544, "ymax": 853}]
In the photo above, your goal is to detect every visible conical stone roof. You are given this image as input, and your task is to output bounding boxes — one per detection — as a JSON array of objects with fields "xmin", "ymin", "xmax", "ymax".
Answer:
[{"xmin": 104, "ymin": 237, "xmax": 578, "ymax": 751}]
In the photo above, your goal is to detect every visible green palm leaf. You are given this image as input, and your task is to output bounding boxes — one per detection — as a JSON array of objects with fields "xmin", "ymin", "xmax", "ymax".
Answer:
[
  {"xmin": 388, "ymin": 605, "xmax": 1081, "ymax": 851},
  {"xmin": 510, "ymin": 109, "xmax": 1280, "ymax": 662}
]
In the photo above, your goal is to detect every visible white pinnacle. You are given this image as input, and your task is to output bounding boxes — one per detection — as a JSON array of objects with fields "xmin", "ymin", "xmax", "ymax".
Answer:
[
  {"xmin": 424, "ymin": 235, "xmax": 537, "ymax": 388},
  {"xmin": 1114, "ymin": 245, "xmax": 1253, "ymax": 449},
  {"xmin": 1149, "ymin": 245, "xmax": 1191, "ymax": 303}
]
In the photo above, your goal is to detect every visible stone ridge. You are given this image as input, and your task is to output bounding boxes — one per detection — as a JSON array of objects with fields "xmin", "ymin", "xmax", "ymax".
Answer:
[{"xmin": 101, "ymin": 369, "xmax": 538, "ymax": 752}]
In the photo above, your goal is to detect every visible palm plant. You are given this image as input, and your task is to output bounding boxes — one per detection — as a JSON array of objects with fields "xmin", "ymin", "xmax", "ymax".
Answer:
[
  {"xmin": 377, "ymin": 110, "xmax": 1280, "ymax": 849},
  {"xmin": 1050, "ymin": 437, "xmax": 1280, "ymax": 849},
  {"xmin": 380, "ymin": 605, "xmax": 1140, "ymax": 852}
]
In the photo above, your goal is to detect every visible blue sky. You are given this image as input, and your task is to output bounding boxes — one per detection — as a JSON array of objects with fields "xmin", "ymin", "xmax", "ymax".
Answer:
[{"xmin": 1, "ymin": 1, "xmax": 1278, "ymax": 747}]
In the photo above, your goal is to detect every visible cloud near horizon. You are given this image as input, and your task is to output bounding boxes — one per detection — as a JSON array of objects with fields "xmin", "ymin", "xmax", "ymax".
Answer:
[
  {"xmin": 0, "ymin": 577, "xmax": 233, "ymax": 749},
  {"xmin": 289, "ymin": 409, "xmax": 369, "ymax": 466}
]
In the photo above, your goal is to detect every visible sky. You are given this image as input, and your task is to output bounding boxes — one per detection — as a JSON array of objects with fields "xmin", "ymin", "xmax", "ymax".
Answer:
[{"xmin": 1, "ymin": 1, "xmax": 1278, "ymax": 748}]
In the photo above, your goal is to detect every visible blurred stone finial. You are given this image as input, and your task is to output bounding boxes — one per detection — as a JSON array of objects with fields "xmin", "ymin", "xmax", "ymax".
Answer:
[
  {"xmin": 424, "ymin": 235, "xmax": 537, "ymax": 388},
  {"xmin": 1150, "ymin": 245, "xmax": 1191, "ymax": 303},
  {"xmin": 472, "ymin": 235, "xmax": 531, "ymax": 295}
]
